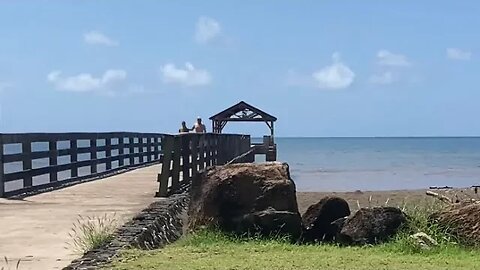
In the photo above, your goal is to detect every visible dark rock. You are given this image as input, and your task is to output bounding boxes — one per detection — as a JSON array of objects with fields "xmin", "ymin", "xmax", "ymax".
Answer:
[
  {"xmin": 301, "ymin": 196, "xmax": 350, "ymax": 242},
  {"xmin": 233, "ymin": 208, "xmax": 302, "ymax": 237},
  {"xmin": 338, "ymin": 207, "xmax": 407, "ymax": 245},
  {"xmin": 331, "ymin": 216, "xmax": 348, "ymax": 232},
  {"xmin": 188, "ymin": 162, "xmax": 302, "ymax": 239}
]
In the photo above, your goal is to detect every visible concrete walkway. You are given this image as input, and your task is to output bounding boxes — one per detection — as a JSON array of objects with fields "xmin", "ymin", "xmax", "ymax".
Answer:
[{"xmin": 0, "ymin": 164, "xmax": 161, "ymax": 270}]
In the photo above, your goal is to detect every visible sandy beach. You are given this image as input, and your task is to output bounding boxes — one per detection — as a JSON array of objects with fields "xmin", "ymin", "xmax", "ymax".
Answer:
[{"xmin": 296, "ymin": 187, "xmax": 480, "ymax": 214}]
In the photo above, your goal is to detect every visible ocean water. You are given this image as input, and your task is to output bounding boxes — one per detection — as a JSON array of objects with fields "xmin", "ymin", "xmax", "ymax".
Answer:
[
  {"xmin": 274, "ymin": 137, "xmax": 480, "ymax": 192},
  {"xmin": 4, "ymin": 137, "xmax": 480, "ymax": 193}
]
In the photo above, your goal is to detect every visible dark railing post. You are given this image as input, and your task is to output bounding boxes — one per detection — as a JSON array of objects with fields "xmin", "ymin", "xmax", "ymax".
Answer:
[
  {"xmin": 181, "ymin": 134, "xmax": 191, "ymax": 184},
  {"xmin": 118, "ymin": 135, "xmax": 124, "ymax": 167},
  {"xmin": 70, "ymin": 139, "xmax": 78, "ymax": 178},
  {"xmin": 191, "ymin": 135, "xmax": 199, "ymax": 176},
  {"xmin": 216, "ymin": 135, "xmax": 224, "ymax": 165},
  {"xmin": 90, "ymin": 137, "xmax": 97, "ymax": 174},
  {"xmin": 49, "ymin": 139, "xmax": 58, "ymax": 182},
  {"xmin": 22, "ymin": 140, "xmax": 32, "ymax": 188},
  {"xmin": 154, "ymin": 136, "xmax": 161, "ymax": 160},
  {"xmin": 198, "ymin": 134, "xmax": 206, "ymax": 170},
  {"xmin": 170, "ymin": 136, "xmax": 181, "ymax": 192},
  {"xmin": 105, "ymin": 137, "xmax": 112, "ymax": 171},
  {"xmin": 204, "ymin": 135, "xmax": 212, "ymax": 167},
  {"xmin": 147, "ymin": 136, "xmax": 153, "ymax": 162},
  {"xmin": 157, "ymin": 135, "xmax": 174, "ymax": 197},
  {"xmin": 137, "ymin": 137, "xmax": 143, "ymax": 164},
  {"xmin": 129, "ymin": 136, "xmax": 135, "ymax": 165}
]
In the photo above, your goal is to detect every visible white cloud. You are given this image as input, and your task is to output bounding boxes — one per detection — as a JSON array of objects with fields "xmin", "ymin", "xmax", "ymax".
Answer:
[
  {"xmin": 446, "ymin": 48, "xmax": 472, "ymax": 61},
  {"xmin": 195, "ymin": 17, "xmax": 221, "ymax": 44},
  {"xmin": 312, "ymin": 53, "xmax": 355, "ymax": 89},
  {"xmin": 47, "ymin": 69, "xmax": 127, "ymax": 92},
  {"xmin": 376, "ymin": 50, "xmax": 411, "ymax": 67},
  {"xmin": 84, "ymin": 31, "xmax": 118, "ymax": 47},
  {"xmin": 160, "ymin": 62, "xmax": 211, "ymax": 87},
  {"xmin": 369, "ymin": 71, "xmax": 396, "ymax": 85}
]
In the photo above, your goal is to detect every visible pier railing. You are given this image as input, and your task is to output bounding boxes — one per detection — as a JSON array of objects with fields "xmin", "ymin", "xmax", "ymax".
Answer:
[
  {"xmin": 157, "ymin": 133, "xmax": 251, "ymax": 197},
  {"xmin": 0, "ymin": 132, "xmax": 252, "ymax": 198},
  {"xmin": 0, "ymin": 132, "xmax": 164, "ymax": 197}
]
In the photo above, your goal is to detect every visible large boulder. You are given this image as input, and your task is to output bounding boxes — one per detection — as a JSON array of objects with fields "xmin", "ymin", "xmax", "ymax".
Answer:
[
  {"xmin": 302, "ymin": 196, "xmax": 351, "ymax": 242},
  {"xmin": 338, "ymin": 207, "xmax": 407, "ymax": 245},
  {"xmin": 188, "ymin": 162, "xmax": 302, "ymax": 239}
]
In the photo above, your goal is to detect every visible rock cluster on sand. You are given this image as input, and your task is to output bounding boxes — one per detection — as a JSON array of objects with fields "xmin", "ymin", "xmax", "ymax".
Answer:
[
  {"xmin": 188, "ymin": 162, "xmax": 302, "ymax": 239},
  {"xmin": 338, "ymin": 207, "xmax": 407, "ymax": 244},
  {"xmin": 188, "ymin": 162, "xmax": 407, "ymax": 245},
  {"xmin": 302, "ymin": 196, "xmax": 350, "ymax": 242}
]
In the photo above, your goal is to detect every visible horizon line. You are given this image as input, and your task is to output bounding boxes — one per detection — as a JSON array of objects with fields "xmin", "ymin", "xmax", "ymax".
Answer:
[{"xmin": 258, "ymin": 136, "xmax": 480, "ymax": 139}]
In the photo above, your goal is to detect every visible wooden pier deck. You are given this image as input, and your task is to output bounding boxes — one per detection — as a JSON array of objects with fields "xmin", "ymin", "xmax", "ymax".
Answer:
[
  {"xmin": 0, "ymin": 164, "xmax": 160, "ymax": 270},
  {"xmin": 0, "ymin": 131, "xmax": 253, "ymax": 269}
]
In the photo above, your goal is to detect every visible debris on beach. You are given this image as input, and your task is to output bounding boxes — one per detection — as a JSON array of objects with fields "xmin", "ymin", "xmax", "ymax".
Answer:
[
  {"xmin": 429, "ymin": 186, "xmax": 453, "ymax": 190},
  {"xmin": 410, "ymin": 232, "xmax": 438, "ymax": 250},
  {"xmin": 432, "ymin": 201, "xmax": 480, "ymax": 245}
]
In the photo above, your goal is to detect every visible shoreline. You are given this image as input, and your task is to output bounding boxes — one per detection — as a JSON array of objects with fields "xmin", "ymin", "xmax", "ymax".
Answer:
[{"xmin": 296, "ymin": 187, "xmax": 479, "ymax": 214}]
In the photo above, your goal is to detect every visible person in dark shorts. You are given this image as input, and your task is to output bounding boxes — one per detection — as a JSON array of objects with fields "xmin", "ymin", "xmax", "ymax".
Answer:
[{"xmin": 179, "ymin": 121, "xmax": 190, "ymax": 133}]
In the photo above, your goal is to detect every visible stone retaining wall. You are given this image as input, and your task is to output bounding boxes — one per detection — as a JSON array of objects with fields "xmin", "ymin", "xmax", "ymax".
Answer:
[{"xmin": 64, "ymin": 193, "xmax": 189, "ymax": 270}]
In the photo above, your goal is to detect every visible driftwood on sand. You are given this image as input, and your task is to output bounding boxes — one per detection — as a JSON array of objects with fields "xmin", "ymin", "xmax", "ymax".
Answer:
[{"xmin": 425, "ymin": 191, "xmax": 453, "ymax": 204}]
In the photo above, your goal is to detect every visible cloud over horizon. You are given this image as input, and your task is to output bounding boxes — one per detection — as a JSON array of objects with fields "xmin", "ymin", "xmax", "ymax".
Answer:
[
  {"xmin": 47, "ymin": 69, "xmax": 127, "ymax": 93},
  {"xmin": 160, "ymin": 62, "xmax": 211, "ymax": 87},
  {"xmin": 376, "ymin": 50, "xmax": 411, "ymax": 67},
  {"xmin": 312, "ymin": 53, "xmax": 355, "ymax": 89},
  {"xmin": 446, "ymin": 48, "xmax": 472, "ymax": 61},
  {"xmin": 84, "ymin": 31, "xmax": 118, "ymax": 47},
  {"xmin": 194, "ymin": 17, "xmax": 221, "ymax": 44}
]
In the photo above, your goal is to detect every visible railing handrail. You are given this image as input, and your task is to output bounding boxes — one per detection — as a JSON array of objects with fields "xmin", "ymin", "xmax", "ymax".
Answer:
[
  {"xmin": 156, "ymin": 133, "xmax": 252, "ymax": 197},
  {"xmin": 0, "ymin": 132, "xmax": 165, "ymax": 197}
]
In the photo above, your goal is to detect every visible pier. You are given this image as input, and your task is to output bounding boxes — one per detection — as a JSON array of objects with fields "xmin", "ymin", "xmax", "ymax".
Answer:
[
  {"xmin": 0, "ymin": 130, "xmax": 255, "ymax": 269},
  {"xmin": 0, "ymin": 102, "xmax": 277, "ymax": 269}
]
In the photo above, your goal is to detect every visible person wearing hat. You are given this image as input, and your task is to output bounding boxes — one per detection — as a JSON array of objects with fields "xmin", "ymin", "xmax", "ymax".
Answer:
[{"xmin": 192, "ymin": 117, "xmax": 206, "ymax": 133}]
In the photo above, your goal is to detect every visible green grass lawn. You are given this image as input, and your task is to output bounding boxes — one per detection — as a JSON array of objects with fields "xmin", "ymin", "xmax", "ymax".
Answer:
[{"xmin": 109, "ymin": 231, "xmax": 480, "ymax": 270}]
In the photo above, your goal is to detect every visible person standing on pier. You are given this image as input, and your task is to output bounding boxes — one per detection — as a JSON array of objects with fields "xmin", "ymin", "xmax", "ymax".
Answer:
[
  {"xmin": 192, "ymin": 117, "xmax": 206, "ymax": 133},
  {"xmin": 179, "ymin": 121, "xmax": 190, "ymax": 133}
]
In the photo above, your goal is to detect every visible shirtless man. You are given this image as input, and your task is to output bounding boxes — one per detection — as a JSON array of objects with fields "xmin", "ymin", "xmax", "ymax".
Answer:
[{"xmin": 192, "ymin": 117, "xmax": 206, "ymax": 133}]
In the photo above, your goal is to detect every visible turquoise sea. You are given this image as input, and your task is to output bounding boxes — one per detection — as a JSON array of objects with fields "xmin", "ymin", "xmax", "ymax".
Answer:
[{"xmin": 273, "ymin": 137, "xmax": 480, "ymax": 191}]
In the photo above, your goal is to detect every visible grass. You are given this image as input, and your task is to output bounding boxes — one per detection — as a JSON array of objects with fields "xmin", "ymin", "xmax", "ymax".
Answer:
[
  {"xmin": 110, "ymin": 230, "xmax": 480, "ymax": 270},
  {"xmin": 108, "ymin": 200, "xmax": 480, "ymax": 270},
  {"xmin": 67, "ymin": 213, "xmax": 117, "ymax": 254}
]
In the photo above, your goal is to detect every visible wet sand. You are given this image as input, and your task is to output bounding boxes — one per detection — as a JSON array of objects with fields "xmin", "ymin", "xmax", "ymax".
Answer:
[{"xmin": 296, "ymin": 188, "xmax": 480, "ymax": 214}]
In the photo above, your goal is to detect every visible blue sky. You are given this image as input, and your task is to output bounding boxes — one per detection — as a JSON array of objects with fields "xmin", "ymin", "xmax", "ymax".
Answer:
[{"xmin": 0, "ymin": 1, "xmax": 479, "ymax": 137}]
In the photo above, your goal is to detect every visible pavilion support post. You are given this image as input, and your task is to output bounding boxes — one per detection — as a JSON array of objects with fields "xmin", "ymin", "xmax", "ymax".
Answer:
[{"xmin": 271, "ymin": 121, "xmax": 275, "ymax": 143}]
